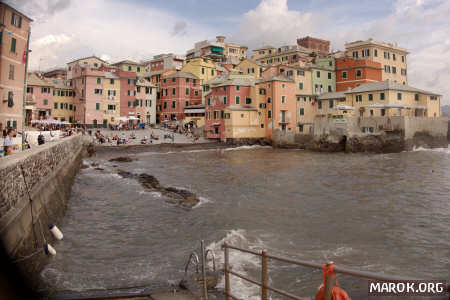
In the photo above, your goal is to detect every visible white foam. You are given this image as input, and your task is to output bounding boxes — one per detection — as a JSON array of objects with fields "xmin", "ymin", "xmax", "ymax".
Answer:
[
  {"xmin": 224, "ymin": 145, "xmax": 271, "ymax": 151},
  {"xmin": 411, "ymin": 146, "xmax": 450, "ymax": 153},
  {"xmin": 206, "ymin": 229, "xmax": 265, "ymax": 300},
  {"xmin": 193, "ymin": 196, "xmax": 212, "ymax": 208}
]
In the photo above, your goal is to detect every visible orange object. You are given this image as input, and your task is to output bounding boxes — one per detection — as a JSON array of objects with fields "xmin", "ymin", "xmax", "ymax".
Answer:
[{"xmin": 315, "ymin": 264, "xmax": 351, "ymax": 300}]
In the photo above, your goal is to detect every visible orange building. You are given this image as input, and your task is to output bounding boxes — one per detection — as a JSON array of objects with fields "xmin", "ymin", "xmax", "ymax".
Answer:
[{"xmin": 335, "ymin": 57, "xmax": 382, "ymax": 92}]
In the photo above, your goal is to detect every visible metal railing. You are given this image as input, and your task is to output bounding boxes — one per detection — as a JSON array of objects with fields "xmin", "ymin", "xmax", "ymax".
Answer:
[{"xmin": 222, "ymin": 242, "xmax": 449, "ymax": 300}]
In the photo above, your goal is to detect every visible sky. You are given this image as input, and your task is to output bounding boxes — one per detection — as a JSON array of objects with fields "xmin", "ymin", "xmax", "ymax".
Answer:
[{"xmin": 7, "ymin": 0, "xmax": 450, "ymax": 104}]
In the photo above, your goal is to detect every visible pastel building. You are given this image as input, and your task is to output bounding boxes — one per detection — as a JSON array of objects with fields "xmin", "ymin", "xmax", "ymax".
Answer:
[
  {"xmin": 252, "ymin": 44, "xmax": 313, "ymax": 66},
  {"xmin": 26, "ymin": 73, "xmax": 53, "ymax": 121},
  {"xmin": 344, "ymin": 80, "xmax": 441, "ymax": 118},
  {"xmin": 204, "ymin": 75, "xmax": 255, "ymax": 140},
  {"xmin": 135, "ymin": 77, "xmax": 157, "ymax": 125},
  {"xmin": 51, "ymin": 78, "xmax": 75, "ymax": 123},
  {"xmin": 102, "ymin": 71, "xmax": 121, "ymax": 126},
  {"xmin": 71, "ymin": 63, "xmax": 106, "ymax": 127},
  {"xmin": 144, "ymin": 53, "xmax": 185, "ymax": 85},
  {"xmin": 0, "ymin": 2, "xmax": 32, "ymax": 131},
  {"xmin": 256, "ymin": 75, "xmax": 297, "ymax": 137},
  {"xmin": 118, "ymin": 70, "xmax": 138, "ymax": 121},
  {"xmin": 345, "ymin": 39, "xmax": 408, "ymax": 84},
  {"xmin": 186, "ymin": 36, "xmax": 247, "ymax": 64},
  {"xmin": 335, "ymin": 57, "xmax": 382, "ymax": 92},
  {"xmin": 67, "ymin": 56, "xmax": 108, "ymax": 80},
  {"xmin": 311, "ymin": 64, "xmax": 335, "ymax": 95},
  {"xmin": 112, "ymin": 60, "xmax": 146, "ymax": 77},
  {"xmin": 159, "ymin": 72, "xmax": 202, "ymax": 122},
  {"xmin": 236, "ymin": 59, "xmax": 263, "ymax": 79}
]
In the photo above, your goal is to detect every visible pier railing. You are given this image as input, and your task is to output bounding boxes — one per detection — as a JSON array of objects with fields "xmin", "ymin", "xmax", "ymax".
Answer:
[{"xmin": 222, "ymin": 242, "xmax": 449, "ymax": 300}]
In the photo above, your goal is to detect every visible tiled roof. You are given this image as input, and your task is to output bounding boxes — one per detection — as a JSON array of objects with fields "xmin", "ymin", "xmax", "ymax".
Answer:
[
  {"xmin": 164, "ymin": 71, "xmax": 199, "ymax": 80},
  {"xmin": 50, "ymin": 79, "xmax": 72, "ymax": 89},
  {"xmin": 27, "ymin": 73, "xmax": 52, "ymax": 87},
  {"xmin": 112, "ymin": 59, "xmax": 140, "ymax": 66},
  {"xmin": 216, "ymin": 77, "xmax": 255, "ymax": 87},
  {"xmin": 257, "ymin": 75, "xmax": 295, "ymax": 83},
  {"xmin": 67, "ymin": 56, "xmax": 108, "ymax": 65},
  {"xmin": 345, "ymin": 80, "xmax": 440, "ymax": 96}
]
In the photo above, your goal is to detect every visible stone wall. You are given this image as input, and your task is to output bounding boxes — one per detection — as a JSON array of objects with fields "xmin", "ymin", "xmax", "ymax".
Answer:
[
  {"xmin": 0, "ymin": 135, "xmax": 90, "ymax": 286},
  {"xmin": 272, "ymin": 116, "xmax": 448, "ymax": 153}
]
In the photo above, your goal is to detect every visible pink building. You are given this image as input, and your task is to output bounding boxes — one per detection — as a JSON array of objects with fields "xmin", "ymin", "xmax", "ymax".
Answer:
[
  {"xmin": 205, "ymin": 77, "xmax": 254, "ymax": 140},
  {"xmin": 72, "ymin": 63, "xmax": 105, "ymax": 127},
  {"xmin": 117, "ymin": 70, "xmax": 137, "ymax": 120},
  {"xmin": 159, "ymin": 72, "xmax": 202, "ymax": 122},
  {"xmin": 26, "ymin": 72, "xmax": 53, "ymax": 122}
]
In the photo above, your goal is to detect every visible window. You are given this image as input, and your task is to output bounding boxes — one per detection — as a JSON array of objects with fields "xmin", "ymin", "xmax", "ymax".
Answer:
[
  {"xmin": 236, "ymin": 85, "xmax": 240, "ymax": 91},
  {"xmin": 172, "ymin": 101, "xmax": 176, "ymax": 108},
  {"xmin": 328, "ymin": 85, "xmax": 332, "ymax": 92},
  {"xmin": 402, "ymin": 56, "xmax": 405, "ymax": 63},
  {"xmin": 94, "ymin": 89, "xmax": 103, "ymax": 94},
  {"xmin": 60, "ymin": 103, "xmax": 63, "ymax": 109},
  {"xmin": 397, "ymin": 93, "xmax": 402, "ymax": 100},
  {"xmin": 329, "ymin": 100, "xmax": 334, "ymax": 108},
  {"xmin": 297, "ymin": 70, "xmax": 305, "ymax": 76},
  {"xmin": 172, "ymin": 88, "xmax": 176, "ymax": 95},
  {"xmin": 356, "ymin": 69, "xmax": 362, "ymax": 77},
  {"xmin": 245, "ymin": 98, "xmax": 251, "ymax": 104},
  {"xmin": 369, "ymin": 94, "xmax": 373, "ymax": 101},
  {"xmin": 137, "ymin": 67, "xmax": 140, "ymax": 72},
  {"xmin": 163, "ymin": 102, "xmax": 167, "ymax": 109},
  {"xmin": 392, "ymin": 54, "xmax": 396, "ymax": 61},
  {"xmin": 69, "ymin": 104, "xmax": 73, "ymax": 110},
  {"xmin": 236, "ymin": 96, "xmax": 240, "ymax": 104},
  {"xmin": 185, "ymin": 101, "xmax": 189, "ymax": 107},
  {"xmin": 128, "ymin": 66, "xmax": 132, "ymax": 71},
  {"xmin": 8, "ymin": 64, "xmax": 14, "ymax": 80},
  {"xmin": 97, "ymin": 77, "xmax": 101, "ymax": 84},
  {"xmin": 11, "ymin": 38, "xmax": 16, "ymax": 52},
  {"xmin": 223, "ymin": 96, "xmax": 227, "ymax": 104},
  {"xmin": 281, "ymin": 96, "xmax": 286, "ymax": 104},
  {"xmin": 11, "ymin": 13, "xmax": 22, "ymax": 28},
  {"xmin": 194, "ymin": 90, "xmax": 198, "ymax": 96},
  {"xmin": 27, "ymin": 87, "xmax": 33, "ymax": 93},
  {"xmin": 201, "ymin": 67, "xmax": 205, "ymax": 74},
  {"xmin": 374, "ymin": 49, "xmax": 378, "ymax": 57},
  {"xmin": 328, "ymin": 72, "xmax": 331, "ymax": 79},
  {"xmin": 401, "ymin": 69, "xmax": 407, "ymax": 76},
  {"xmin": 298, "ymin": 124, "xmax": 303, "ymax": 132},
  {"xmin": 415, "ymin": 94, "xmax": 419, "ymax": 101},
  {"xmin": 64, "ymin": 103, "xmax": 68, "ymax": 109},
  {"xmin": 316, "ymin": 71, "xmax": 320, "ymax": 78},
  {"xmin": 54, "ymin": 102, "xmax": 58, "ymax": 109},
  {"xmin": 380, "ymin": 93, "xmax": 385, "ymax": 100},
  {"xmin": 96, "ymin": 103, "xmax": 100, "ymax": 110},
  {"xmin": 352, "ymin": 51, "xmax": 358, "ymax": 58},
  {"xmin": 43, "ymin": 99, "xmax": 48, "ymax": 105},
  {"xmin": 211, "ymin": 69, "xmax": 214, "ymax": 76},
  {"xmin": 342, "ymin": 71, "xmax": 347, "ymax": 79},
  {"xmin": 261, "ymin": 124, "xmax": 264, "ymax": 128},
  {"xmin": 300, "ymin": 108, "xmax": 304, "ymax": 115},
  {"xmin": 267, "ymin": 97, "xmax": 271, "ymax": 103},
  {"xmin": 7, "ymin": 91, "xmax": 14, "ymax": 107},
  {"xmin": 136, "ymin": 87, "xmax": 141, "ymax": 93},
  {"xmin": 299, "ymin": 82, "xmax": 304, "ymax": 90},
  {"xmin": 381, "ymin": 109, "xmax": 385, "ymax": 116},
  {"xmin": 163, "ymin": 79, "xmax": 166, "ymax": 84},
  {"xmin": 268, "ymin": 110, "xmax": 272, "ymax": 118},
  {"xmin": 318, "ymin": 101, "xmax": 322, "ymax": 109},
  {"xmin": 384, "ymin": 65, "xmax": 391, "ymax": 73},
  {"xmin": 329, "ymin": 61, "xmax": 333, "ymax": 67},
  {"xmin": 356, "ymin": 95, "xmax": 362, "ymax": 102},
  {"xmin": 392, "ymin": 67, "xmax": 397, "ymax": 74},
  {"xmin": 282, "ymin": 84, "xmax": 285, "ymax": 88},
  {"xmin": 185, "ymin": 88, "xmax": 189, "ymax": 95},
  {"xmin": 207, "ymin": 98, "xmax": 211, "ymax": 105},
  {"xmin": 172, "ymin": 77, "xmax": 176, "ymax": 83}
]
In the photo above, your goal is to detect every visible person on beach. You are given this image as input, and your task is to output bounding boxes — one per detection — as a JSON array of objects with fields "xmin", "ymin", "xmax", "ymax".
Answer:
[{"xmin": 3, "ymin": 128, "xmax": 18, "ymax": 156}]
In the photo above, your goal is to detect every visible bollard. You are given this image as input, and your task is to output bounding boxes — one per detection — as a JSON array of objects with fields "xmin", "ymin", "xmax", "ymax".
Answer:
[{"xmin": 261, "ymin": 250, "xmax": 268, "ymax": 300}]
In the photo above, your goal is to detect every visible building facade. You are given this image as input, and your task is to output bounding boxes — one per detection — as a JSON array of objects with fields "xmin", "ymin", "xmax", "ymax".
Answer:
[
  {"xmin": 0, "ymin": 2, "xmax": 32, "ymax": 131},
  {"xmin": 297, "ymin": 36, "xmax": 330, "ymax": 55},
  {"xmin": 344, "ymin": 39, "xmax": 408, "ymax": 84},
  {"xmin": 335, "ymin": 57, "xmax": 382, "ymax": 92}
]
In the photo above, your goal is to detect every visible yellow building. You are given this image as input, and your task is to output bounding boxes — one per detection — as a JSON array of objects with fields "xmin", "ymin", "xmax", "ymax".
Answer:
[
  {"xmin": 316, "ymin": 91, "xmax": 355, "ymax": 118},
  {"xmin": 181, "ymin": 57, "xmax": 218, "ymax": 86},
  {"xmin": 344, "ymin": 80, "xmax": 441, "ymax": 118},
  {"xmin": 51, "ymin": 79, "xmax": 75, "ymax": 123},
  {"xmin": 236, "ymin": 59, "xmax": 263, "ymax": 79},
  {"xmin": 111, "ymin": 60, "xmax": 146, "ymax": 77},
  {"xmin": 103, "ymin": 71, "xmax": 121, "ymax": 125},
  {"xmin": 184, "ymin": 104, "xmax": 205, "ymax": 127},
  {"xmin": 345, "ymin": 39, "xmax": 408, "ymax": 84},
  {"xmin": 252, "ymin": 45, "xmax": 313, "ymax": 66}
]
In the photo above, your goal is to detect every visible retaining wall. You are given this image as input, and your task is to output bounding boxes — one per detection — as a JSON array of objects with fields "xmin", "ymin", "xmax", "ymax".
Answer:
[{"xmin": 0, "ymin": 135, "xmax": 90, "ymax": 286}]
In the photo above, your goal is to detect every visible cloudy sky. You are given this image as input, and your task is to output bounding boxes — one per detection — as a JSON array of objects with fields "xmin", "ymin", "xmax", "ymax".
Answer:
[{"xmin": 7, "ymin": 0, "xmax": 450, "ymax": 104}]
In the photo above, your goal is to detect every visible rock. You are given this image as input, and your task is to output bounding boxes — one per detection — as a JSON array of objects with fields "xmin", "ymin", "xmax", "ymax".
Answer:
[
  {"xmin": 108, "ymin": 156, "xmax": 135, "ymax": 163},
  {"xmin": 81, "ymin": 164, "xmax": 89, "ymax": 169},
  {"xmin": 91, "ymin": 162, "xmax": 99, "ymax": 167},
  {"xmin": 138, "ymin": 173, "xmax": 161, "ymax": 189},
  {"xmin": 94, "ymin": 167, "xmax": 104, "ymax": 171}
]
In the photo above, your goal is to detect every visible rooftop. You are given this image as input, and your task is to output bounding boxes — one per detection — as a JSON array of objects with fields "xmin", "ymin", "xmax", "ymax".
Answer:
[
  {"xmin": 345, "ymin": 39, "xmax": 408, "ymax": 54},
  {"xmin": 112, "ymin": 59, "xmax": 141, "ymax": 66},
  {"xmin": 345, "ymin": 80, "xmax": 440, "ymax": 96},
  {"xmin": 67, "ymin": 56, "xmax": 108, "ymax": 65},
  {"xmin": 164, "ymin": 71, "xmax": 199, "ymax": 80},
  {"xmin": 318, "ymin": 91, "xmax": 346, "ymax": 100},
  {"xmin": 27, "ymin": 73, "xmax": 52, "ymax": 87}
]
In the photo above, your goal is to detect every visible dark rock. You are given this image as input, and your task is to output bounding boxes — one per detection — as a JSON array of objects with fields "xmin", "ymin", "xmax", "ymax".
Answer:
[
  {"xmin": 108, "ymin": 156, "xmax": 135, "ymax": 163},
  {"xmin": 94, "ymin": 167, "xmax": 104, "ymax": 171},
  {"xmin": 138, "ymin": 173, "xmax": 161, "ymax": 189},
  {"xmin": 86, "ymin": 143, "xmax": 95, "ymax": 157},
  {"xmin": 91, "ymin": 162, "xmax": 99, "ymax": 167},
  {"xmin": 81, "ymin": 164, "xmax": 89, "ymax": 169}
]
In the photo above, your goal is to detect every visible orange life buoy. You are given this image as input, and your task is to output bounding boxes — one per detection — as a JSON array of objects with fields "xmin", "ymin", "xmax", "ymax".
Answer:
[{"xmin": 315, "ymin": 264, "xmax": 351, "ymax": 300}]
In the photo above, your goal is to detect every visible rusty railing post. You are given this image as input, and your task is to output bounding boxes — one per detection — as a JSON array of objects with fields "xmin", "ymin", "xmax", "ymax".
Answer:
[
  {"xmin": 261, "ymin": 250, "xmax": 268, "ymax": 300},
  {"xmin": 324, "ymin": 262, "xmax": 334, "ymax": 300},
  {"xmin": 201, "ymin": 240, "xmax": 208, "ymax": 300},
  {"xmin": 224, "ymin": 243, "xmax": 231, "ymax": 300}
]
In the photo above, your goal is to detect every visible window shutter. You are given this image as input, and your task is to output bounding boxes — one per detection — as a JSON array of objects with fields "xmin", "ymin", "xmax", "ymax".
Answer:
[{"xmin": 18, "ymin": 16, "xmax": 22, "ymax": 28}]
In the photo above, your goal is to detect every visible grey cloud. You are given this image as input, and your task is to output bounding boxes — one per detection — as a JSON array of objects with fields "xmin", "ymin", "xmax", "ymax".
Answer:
[{"xmin": 172, "ymin": 20, "xmax": 187, "ymax": 36}]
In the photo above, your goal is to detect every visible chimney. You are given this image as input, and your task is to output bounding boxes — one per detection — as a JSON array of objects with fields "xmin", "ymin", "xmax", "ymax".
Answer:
[{"xmin": 216, "ymin": 36, "xmax": 225, "ymax": 43}]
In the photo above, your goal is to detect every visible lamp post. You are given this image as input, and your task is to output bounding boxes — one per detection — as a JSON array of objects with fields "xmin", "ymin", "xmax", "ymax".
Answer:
[{"xmin": 22, "ymin": 28, "xmax": 31, "ymax": 150}]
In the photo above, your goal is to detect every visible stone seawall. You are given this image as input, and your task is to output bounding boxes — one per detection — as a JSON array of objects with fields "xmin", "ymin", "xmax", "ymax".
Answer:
[
  {"xmin": 272, "ymin": 117, "xmax": 449, "ymax": 153},
  {"xmin": 0, "ymin": 135, "xmax": 90, "ymax": 286}
]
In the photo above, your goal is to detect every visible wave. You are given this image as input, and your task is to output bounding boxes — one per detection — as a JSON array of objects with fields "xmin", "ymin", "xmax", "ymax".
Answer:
[
  {"xmin": 206, "ymin": 229, "xmax": 266, "ymax": 300},
  {"xmin": 192, "ymin": 196, "xmax": 212, "ymax": 208},
  {"xmin": 411, "ymin": 146, "xmax": 450, "ymax": 153}
]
